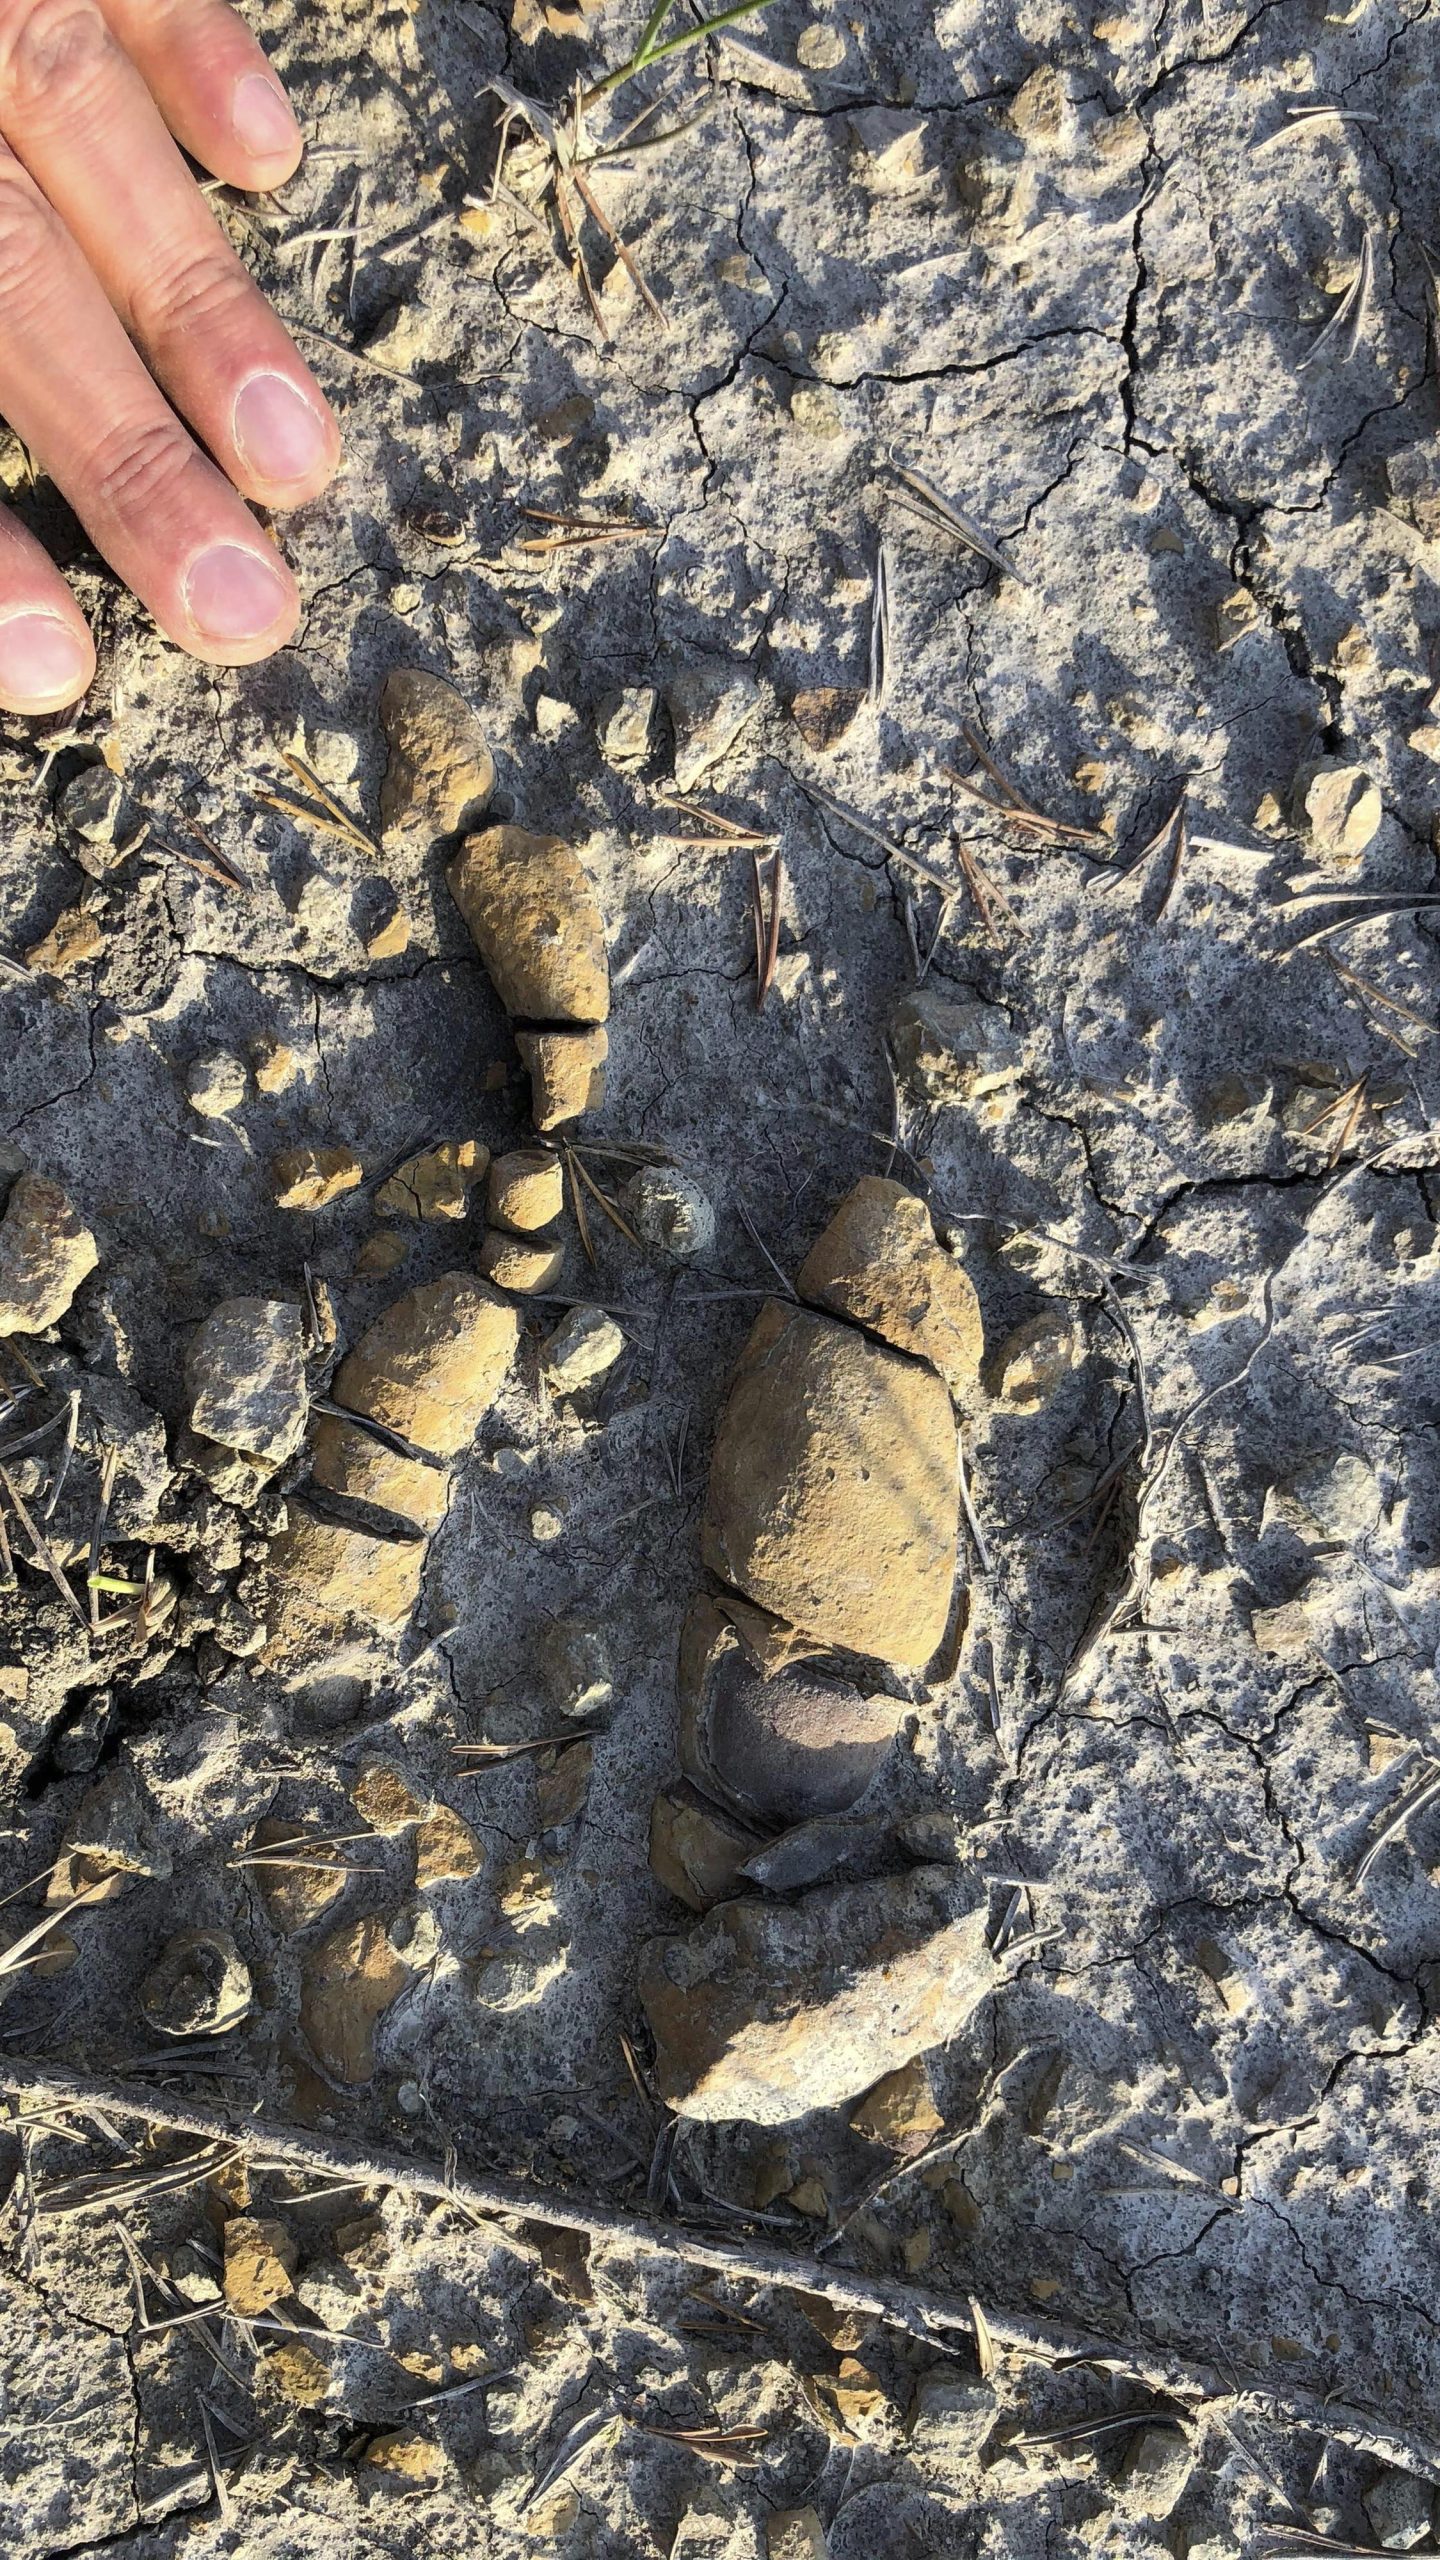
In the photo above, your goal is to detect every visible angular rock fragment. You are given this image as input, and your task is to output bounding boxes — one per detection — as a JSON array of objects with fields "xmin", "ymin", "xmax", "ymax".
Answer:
[
  {"xmin": 252, "ymin": 1036, "xmax": 302, "ymax": 1094},
  {"xmin": 667, "ymin": 663, "xmax": 764, "ymax": 793},
  {"xmin": 649, "ymin": 1784, "xmax": 762, "ymax": 1911},
  {"xmin": 185, "ymin": 1297, "xmax": 308, "ymax": 1465},
  {"xmin": 379, "ymin": 669, "xmax": 495, "ymax": 840},
  {"xmin": 790, "ymin": 687, "xmax": 865, "ymax": 754},
  {"xmin": 888, "ymin": 991, "xmax": 1022, "ymax": 1105},
  {"xmin": 271, "ymin": 1147, "xmax": 363, "ymax": 1210},
  {"xmin": 766, "ymin": 2512, "xmax": 828, "ymax": 2560},
  {"xmin": 541, "ymin": 1305, "xmax": 624, "ymax": 1393},
  {"xmin": 186, "ymin": 1051, "xmax": 248, "ymax": 1118},
  {"xmin": 1291, "ymin": 755, "xmax": 1382, "ymax": 862},
  {"xmin": 301, "ymin": 1914, "xmax": 411, "ymax": 2083},
  {"xmin": 797, "ymin": 1177, "xmax": 983, "ymax": 1395},
  {"xmin": 415, "ymin": 1804, "xmax": 483, "ymax": 1885},
  {"xmin": 536, "ymin": 1617, "xmax": 612, "ymax": 1721},
  {"xmin": 1118, "ymin": 2424, "xmax": 1193, "ymax": 2520},
  {"xmin": 850, "ymin": 2055, "xmax": 944, "ymax": 2152},
  {"xmin": 0, "ymin": 1171, "xmax": 98, "ymax": 1335},
  {"xmin": 448, "ymin": 828, "xmax": 608, "ymax": 1026},
  {"xmin": 140, "ymin": 1928, "xmax": 252, "ymax": 2037},
  {"xmin": 488, "ymin": 1148, "xmax": 564, "ymax": 1234},
  {"xmin": 639, "ymin": 1867, "xmax": 995, "ymax": 2122},
  {"xmin": 988, "ymin": 1311, "xmax": 1079, "ymax": 1411},
  {"xmin": 703, "ymin": 1301, "xmax": 958, "ymax": 1669},
  {"xmin": 478, "ymin": 1231, "xmax": 564, "ymax": 1293},
  {"xmin": 678, "ymin": 1596, "xmax": 901, "ymax": 1822},
  {"xmin": 375, "ymin": 1139, "xmax": 488, "ymax": 1223},
  {"xmin": 49, "ymin": 1764, "xmax": 169, "ymax": 1906},
  {"xmin": 25, "ymin": 903, "xmax": 104, "ymax": 977},
  {"xmin": 516, "ymin": 1026, "xmax": 608, "ymax": 1129},
  {"xmin": 364, "ymin": 2429, "xmax": 446, "ymax": 2490},
  {"xmin": 595, "ymin": 686, "xmax": 655, "ymax": 769},
  {"xmin": 224, "ymin": 2216, "xmax": 298, "ymax": 2314},
  {"xmin": 738, "ymin": 1811, "xmax": 892, "ymax": 1894}
]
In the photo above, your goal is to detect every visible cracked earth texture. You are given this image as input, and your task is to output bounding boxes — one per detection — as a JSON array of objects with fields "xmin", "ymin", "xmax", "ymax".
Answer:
[{"xmin": 0, "ymin": 0, "xmax": 1439, "ymax": 2551}]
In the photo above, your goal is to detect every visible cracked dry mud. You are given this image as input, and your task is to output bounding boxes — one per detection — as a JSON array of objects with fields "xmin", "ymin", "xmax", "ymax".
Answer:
[{"xmin": 3, "ymin": 0, "xmax": 1440, "ymax": 2552}]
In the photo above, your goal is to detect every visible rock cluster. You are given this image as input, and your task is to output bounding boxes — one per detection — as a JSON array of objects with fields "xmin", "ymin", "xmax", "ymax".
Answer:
[
  {"xmin": 641, "ymin": 1180, "xmax": 992, "ymax": 2121},
  {"xmin": 480, "ymin": 1146, "xmax": 566, "ymax": 1293},
  {"xmin": 448, "ymin": 827, "xmax": 610, "ymax": 1135}
]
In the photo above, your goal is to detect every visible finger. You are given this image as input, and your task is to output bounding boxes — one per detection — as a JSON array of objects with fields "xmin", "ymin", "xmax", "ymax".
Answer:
[
  {"xmin": 0, "ymin": 0, "xmax": 340, "ymax": 510},
  {"xmin": 0, "ymin": 142, "xmax": 299, "ymax": 663},
  {"xmin": 98, "ymin": 0, "xmax": 304, "ymax": 192},
  {"xmin": 0, "ymin": 511, "xmax": 94, "ymax": 712}
]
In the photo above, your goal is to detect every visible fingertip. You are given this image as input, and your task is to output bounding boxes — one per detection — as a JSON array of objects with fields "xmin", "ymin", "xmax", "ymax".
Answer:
[
  {"xmin": 179, "ymin": 539, "xmax": 299, "ymax": 664},
  {"xmin": 226, "ymin": 71, "xmax": 304, "ymax": 189},
  {"xmin": 0, "ymin": 609, "xmax": 95, "ymax": 715},
  {"xmin": 231, "ymin": 371, "xmax": 342, "ymax": 509}
]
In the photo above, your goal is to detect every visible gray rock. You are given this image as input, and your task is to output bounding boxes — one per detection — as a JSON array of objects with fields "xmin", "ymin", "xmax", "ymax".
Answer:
[
  {"xmin": 140, "ymin": 1929, "xmax": 252, "ymax": 2037},
  {"xmin": 536, "ymin": 1618, "xmax": 613, "ymax": 1721},
  {"xmin": 888, "ymin": 991, "xmax": 1022, "ymax": 1104},
  {"xmin": 625, "ymin": 1165, "xmax": 716, "ymax": 1261},
  {"xmin": 638, "ymin": 1866, "xmax": 996, "ymax": 2122},
  {"xmin": 1364, "ymin": 2467, "xmax": 1435, "ymax": 2551},
  {"xmin": 0, "ymin": 1172, "xmax": 98, "ymax": 1335},
  {"xmin": 185, "ymin": 1298, "xmax": 308, "ymax": 1465},
  {"xmin": 64, "ymin": 1764, "xmax": 170, "ymax": 1883},
  {"xmin": 596, "ymin": 685, "xmax": 656, "ymax": 769},
  {"xmin": 667, "ymin": 663, "xmax": 764, "ymax": 793},
  {"xmin": 58, "ymin": 765, "xmax": 126, "ymax": 867},
  {"xmin": 1290, "ymin": 755, "xmax": 1382, "ymax": 861},
  {"xmin": 1119, "ymin": 2423, "xmax": 1192, "ymax": 2519},
  {"xmin": 186, "ymin": 1051, "xmax": 248, "ymax": 1119},
  {"xmin": 540, "ymin": 1305, "xmax": 625, "ymax": 1394}
]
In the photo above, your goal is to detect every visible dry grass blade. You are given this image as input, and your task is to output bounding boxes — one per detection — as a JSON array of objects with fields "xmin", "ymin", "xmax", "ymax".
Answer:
[
  {"xmin": 1298, "ymin": 232, "xmax": 1374, "ymax": 368},
  {"xmin": 1252, "ymin": 102, "xmax": 1380, "ymax": 153},
  {"xmin": 36, "ymin": 2140, "xmax": 245, "ymax": 2218},
  {"xmin": 517, "ymin": 505, "xmax": 649, "ymax": 553},
  {"xmin": 944, "ymin": 764, "xmax": 1107, "ymax": 848},
  {"xmin": 636, "ymin": 2419, "xmax": 766, "ymax": 2462},
  {"xmin": 0, "ymin": 1466, "xmax": 85, "ymax": 1623},
  {"xmin": 259, "ymin": 752, "xmax": 378, "ymax": 856},
  {"xmin": 1018, "ymin": 2407, "xmax": 1181, "ymax": 2448},
  {"xmin": 521, "ymin": 2408, "xmax": 622, "ymax": 2512},
  {"xmin": 88, "ymin": 1443, "xmax": 118, "ymax": 1638},
  {"xmin": 886, "ymin": 466, "xmax": 1027, "ymax": 583},
  {"xmin": 1325, "ymin": 950, "xmax": 1429, "ymax": 1053},
  {"xmin": 653, "ymin": 793, "xmax": 772, "ymax": 847},
  {"xmin": 735, "ymin": 1198, "xmax": 796, "ymax": 1299},
  {"xmin": 970, "ymin": 2295, "xmax": 997, "ymax": 2377},
  {"xmin": 1279, "ymin": 887, "xmax": 1440, "ymax": 951},
  {"xmin": 753, "ymin": 848, "xmax": 783, "ymax": 1006},
  {"xmin": 1353, "ymin": 1762, "xmax": 1440, "ymax": 1887},
  {"xmin": 869, "ymin": 540, "xmax": 891, "ymax": 708},
  {"xmin": 454, "ymin": 1732, "xmax": 601, "ymax": 1762},
  {"xmin": 568, "ymin": 162, "xmax": 666, "ymax": 325},
  {"xmin": 565, "ymin": 1145, "xmax": 641, "ymax": 1248},
  {"xmin": 311, "ymin": 1397, "xmax": 446, "ymax": 1471},
  {"xmin": 156, "ymin": 818, "xmax": 251, "ymax": 892}
]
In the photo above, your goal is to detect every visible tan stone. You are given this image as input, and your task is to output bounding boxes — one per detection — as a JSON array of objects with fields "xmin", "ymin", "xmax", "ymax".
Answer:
[
  {"xmin": 987, "ymin": 1311, "xmax": 1079, "ymax": 1410},
  {"xmin": 355, "ymin": 1230, "xmax": 409, "ymax": 1278},
  {"xmin": 249, "ymin": 1819, "xmax": 349, "ymax": 1934},
  {"xmin": 262, "ymin": 2341, "xmax": 330, "ymax": 2406},
  {"xmin": 301, "ymin": 1914, "xmax": 411, "ymax": 2083},
  {"xmin": 790, "ymin": 688, "xmax": 865, "ymax": 754},
  {"xmin": 1291, "ymin": 755, "xmax": 1382, "ymax": 863},
  {"xmin": 306, "ymin": 1272, "xmax": 521, "ymax": 1533},
  {"xmin": 375, "ymin": 1140, "xmax": 488, "ymax": 1222},
  {"xmin": 649, "ymin": 1785, "xmax": 760, "ymax": 1912},
  {"xmin": 271, "ymin": 1147, "xmax": 363, "ymax": 1210},
  {"xmin": 379, "ymin": 669, "xmax": 495, "ymax": 839},
  {"xmin": 353, "ymin": 1763, "xmax": 427, "ymax": 1834},
  {"xmin": 448, "ymin": 827, "xmax": 608, "ymax": 1025},
  {"xmin": 363, "ymin": 2429, "xmax": 446, "ymax": 2489},
  {"xmin": 0, "ymin": 1172, "xmax": 98, "ymax": 1335},
  {"xmin": 223, "ymin": 2214, "xmax": 298, "ymax": 2314},
  {"xmin": 365, "ymin": 900, "xmax": 412, "ymax": 960},
  {"xmin": 678, "ymin": 1595, "xmax": 903, "ymax": 1824},
  {"xmin": 796, "ymin": 1178, "xmax": 983, "ymax": 1394},
  {"xmin": 517, "ymin": 1026, "xmax": 609, "ymax": 1129},
  {"xmin": 478, "ymin": 1231, "xmax": 564, "ymax": 1293},
  {"xmin": 639, "ymin": 1868, "xmax": 995, "ymax": 2122},
  {"xmin": 25, "ymin": 904, "xmax": 104, "ymax": 977},
  {"xmin": 264, "ymin": 1511, "xmax": 427, "ymax": 1632},
  {"xmin": 703, "ymin": 1301, "xmax": 959, "ymax": 1670},
  {"xmin": 535, "ymin": 1741, "xmax": 593, "ymax": 1830},
  {"xmin": 488, "ymin": 1148, "xmax": 565, "ymax": 1234},
  {"xmin": 252, "ymin": 1036, "xmax": 302, "ymax": 1093},
  {"xmin": 415, "ymin": 1804, "xmax": 484, "ymax": 1885},
  {"xmin": 849, "ymin": 2056, "xmax": 945, "ymax": 2153}
]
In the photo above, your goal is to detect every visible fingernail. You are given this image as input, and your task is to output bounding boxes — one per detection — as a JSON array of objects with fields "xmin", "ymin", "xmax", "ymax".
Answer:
[
  {"xmin": 233, "ymin": 372, "xmax": 330, "ymax": 487},
  {"xmin": 0, "ymin": 612, "xmax": 90, "ymax": 710},
  {"xmin": 232, "ymin": 72, "xmax": 302, "ymax": 162},
  {"xmin": 183, "ymin": 544, "xmax": 291, "ymax": 646}
]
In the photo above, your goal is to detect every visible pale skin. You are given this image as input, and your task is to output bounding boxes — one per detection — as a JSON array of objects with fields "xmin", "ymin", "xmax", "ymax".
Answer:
[{"xmin": 0, "ymin": 0, "xmax": 341, "ymax": 716}]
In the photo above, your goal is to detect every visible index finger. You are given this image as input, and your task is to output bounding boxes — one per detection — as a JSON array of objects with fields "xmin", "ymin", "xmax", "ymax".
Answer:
[{"xmin": 100, "ymin": 0, "xmax": 304, "ymax": 190}]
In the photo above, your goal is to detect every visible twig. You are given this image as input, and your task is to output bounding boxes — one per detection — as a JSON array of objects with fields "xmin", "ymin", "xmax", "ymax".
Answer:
[{"xmin": 1, "ymin": 2055, "xmax": 1437, "ymax": 2477}]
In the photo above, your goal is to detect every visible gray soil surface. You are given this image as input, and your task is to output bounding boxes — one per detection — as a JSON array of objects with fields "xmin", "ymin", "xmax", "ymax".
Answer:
[{"xmin": 1, "ymin": 0, "xmax": 1440, "ymax": 2552}]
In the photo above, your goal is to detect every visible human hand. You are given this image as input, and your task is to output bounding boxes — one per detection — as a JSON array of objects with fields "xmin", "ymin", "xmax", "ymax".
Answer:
[{"xmin": 0, "ymin": 0, "xmax": 341, "ymax": 716}]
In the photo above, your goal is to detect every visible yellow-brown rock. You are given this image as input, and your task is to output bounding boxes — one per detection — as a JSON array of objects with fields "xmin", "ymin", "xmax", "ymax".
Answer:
[
  {"xmin": 849, "ymin": 2056, "xmax": 945, "ymax": 2153},
  {"xmin": 264, "ymin": 1511, "xmax": 427, "ymax": 1633},
  {"xmin": 248, "ymin": 1819, "xmax": 348, "ymax": 1934},
  {"xmin": 796, "ymin": 1178, "xmax": 983, "ymax": 1395},
  {"xmin": 375, "ymin": 1140, "xmax": 488, "ymax": 1223},
  {"xmin": 703, "ymin": 1301, "xmax": 958, "ymax": 1670},
  {"xmin": 305, "ymin": 1273, "xmax": 521, "ymax": 1534},
  {"xmin": 352, "ymin": 1763, "xmax": 427, "ymax": 1834},
  {"xmin": 379, "ymin": 669, "xmax": 495, "ymax": 840},
  {"xmin": 261, "ymin": 2341, "xmax": 330, "ymax": 2406},
  {"xmin": 415, "ymin": 1804, "xmax": 484, "ymax": 1885},
  {"xmin": 271, "ymin": 1147, "xmax": 363, "ymax": 1210},
  {"xmin": 223, "ymin": 2214, "xmax": 298, "ymax": 2314},
  {"xmin": 515, "ymin": 1026, "xmax": 608, "ymax": 1130},
  {"xmin": 0, "ymin": 1172, "xmax": 99, "ymax": 1335},
  {"xmin": 649, "ymin": 1785, "xmax": 760, "ymax": 1912},
  {"xmin": 478, "ymin": 1231, "xmax": 564, "ymax": 1293},
  {"xmin": 301, "ymin": 1914, "xmax": 411, "ymax": 2083},
  {"xmin": 363, "ymin": 2429, "xmax": 446, "ymax": 2489},
  {"xmin": 488, "ymin": 1148, "xmax": 564, "ymax": 1234},
  {"xmin": 25, "ymin": 904, "xmax": 104, "ymax": 977},
  {"xmin": 448, "ymin": 827, "xmax": 608, "ymax": 1025}
]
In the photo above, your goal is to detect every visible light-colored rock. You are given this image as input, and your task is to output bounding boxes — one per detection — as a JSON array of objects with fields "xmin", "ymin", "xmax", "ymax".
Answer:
[
  {"xmin": 248, "ymin": 1819, "xmax": 349, "ymax": 1933},
  {"xmin": 186, "ymin": 1050, "xmax": 248, "ymax": 1118},
  {"xmin": 516, "ymin": 1026, "xmax": 608, "ymax": 1129},
  {"xmin": 988, "ymin": 1312, "xmax": 1080, "ymax": 1411},
  {"xmin": 25, "ymin": 903, "xmax": 104, "ymax": 976},
  {"xmin": 375, "ymin": 1139, "xmax": 488, "ymax": 1222},
  {"xmin": 262, "ymin": 2341, "xmax": 329, "ymax": 2406},
  {"xmin": 185, "ymin": 1297, "xmax": 308, "ymax": 1464},
  {"xmin": 301, "ymin": 1915, "xmax": 411, "ymax": 2083},
  {"xmin": 541, "ymin": 1305, "xmax": 625, "ymax": 1393},
  {"xmin": 308, "ymin": 1273, "xmax": 522, "ymax": 1530},
  {"xmin": 1364, "ymin": 2466, "xmax": 1435, "ymax": 2550},
  {"xmin": 140, "ymin": 1929, "xmax": 252, "ymax": 2037},
  {"xmin": 639, "ymin": 1867, "xmax": 995, "ymax": 2122},
  {"xmin": 252, "ymin": 1036, "xmax": 302, "ymax": 1094},
  {"xmin": 679, "ymin": 1594, "xmax": 902, "ymax": 1822},
  {"xmin": 797, "ymin": 1178, "xmax": 984, "ymax": 1394},
  {"xmin": 50, "ymin": 1765, "xmax": 168, "ymax": 1906},
  {"xmin": 224, "ymin": 2215, "xmax": 298, "ymax": 2314},
  {"xmin": 625, "ymin": 1164, "xmax": 716, "ymax": 1261},
  {"xmin": 364, "ymin": 896, "xmax": 412, "ymax": 960},
  {"xmin": 649, "ymin": 1785, "xmax": 761, "ymax": 1911},
  {"xmin": 906, "ymin": 2370, "xmax": 994, "ymax": 2453},
  {"xmin": 0, "ymin": 1172, "xmax": 97, "ymax": 1334},
  {"xmin": 888, "ymin": 992, "xmax": 1022, "ymax": 1105},
  {"xmin": 415, "ymin": 1805, "xmax": 483, "ymax": 1885},
  {"xmin": 703, "ymin": 1300, "xmax": 959, "ymax": 1669},
  {"xmin": 478, "ymin": 1231, "xmax": 565, "ymax": 1293},
  {"xmin": 448, "ymin": 828, "xmax": 609, "ymax": 1025},
  {"xmin": 1119, "ymin": 2424, "xmax": 1193, "ymax": 2519},
  {"xmin": 596, "ymin": 686, "xmax": 656, "ymax": 769},
  {"xmin": 536, "ymin": 1618, "xmax": 612, "ymax": 1720},
  {"xmin": 850, "ymin": 2056, "xmax": 944, "ymax": 2152},
  {"xmin": 352, "ymin": 1763, "xmax": 427, "ymax": 1834},
  {"xmin": 363, "ymin": 2429, "xmax": 446, "ymax": 2489},
  {"xmin": 58, "ymin": 764, "xmax": 125, "ymax": 849},
  {"xmin": 796, "ymin": 22, "xmax": 845, "ymax": 67},
  {"xmin": 488, "ymin": 1148, "xmax": 564, "ymax": 1234},
  {"xmin": 667, "ymin": 663, "xmax": 765, "ymax": 793},
  {"xmin": 766, "ymin": 2509, "xmax": 828, "ymax": 2560},
  {"xmin": 271, "ymin": 1147, "xmax": 363, "ymax": 1210},
  {"xmin": 1291, "ymin": 756, "xmax": 1383, "ymax": 862},
  {"xmin": 536, "ymin": 1739, "xmax": 593, "ymax": 1828},
  {"xmin": 379, "ymin": 669, "xmax": 495, "ymax": 839},
  {"xmin": 848, "ymin": 107, "xmax": 927, "ymax": 192}
]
